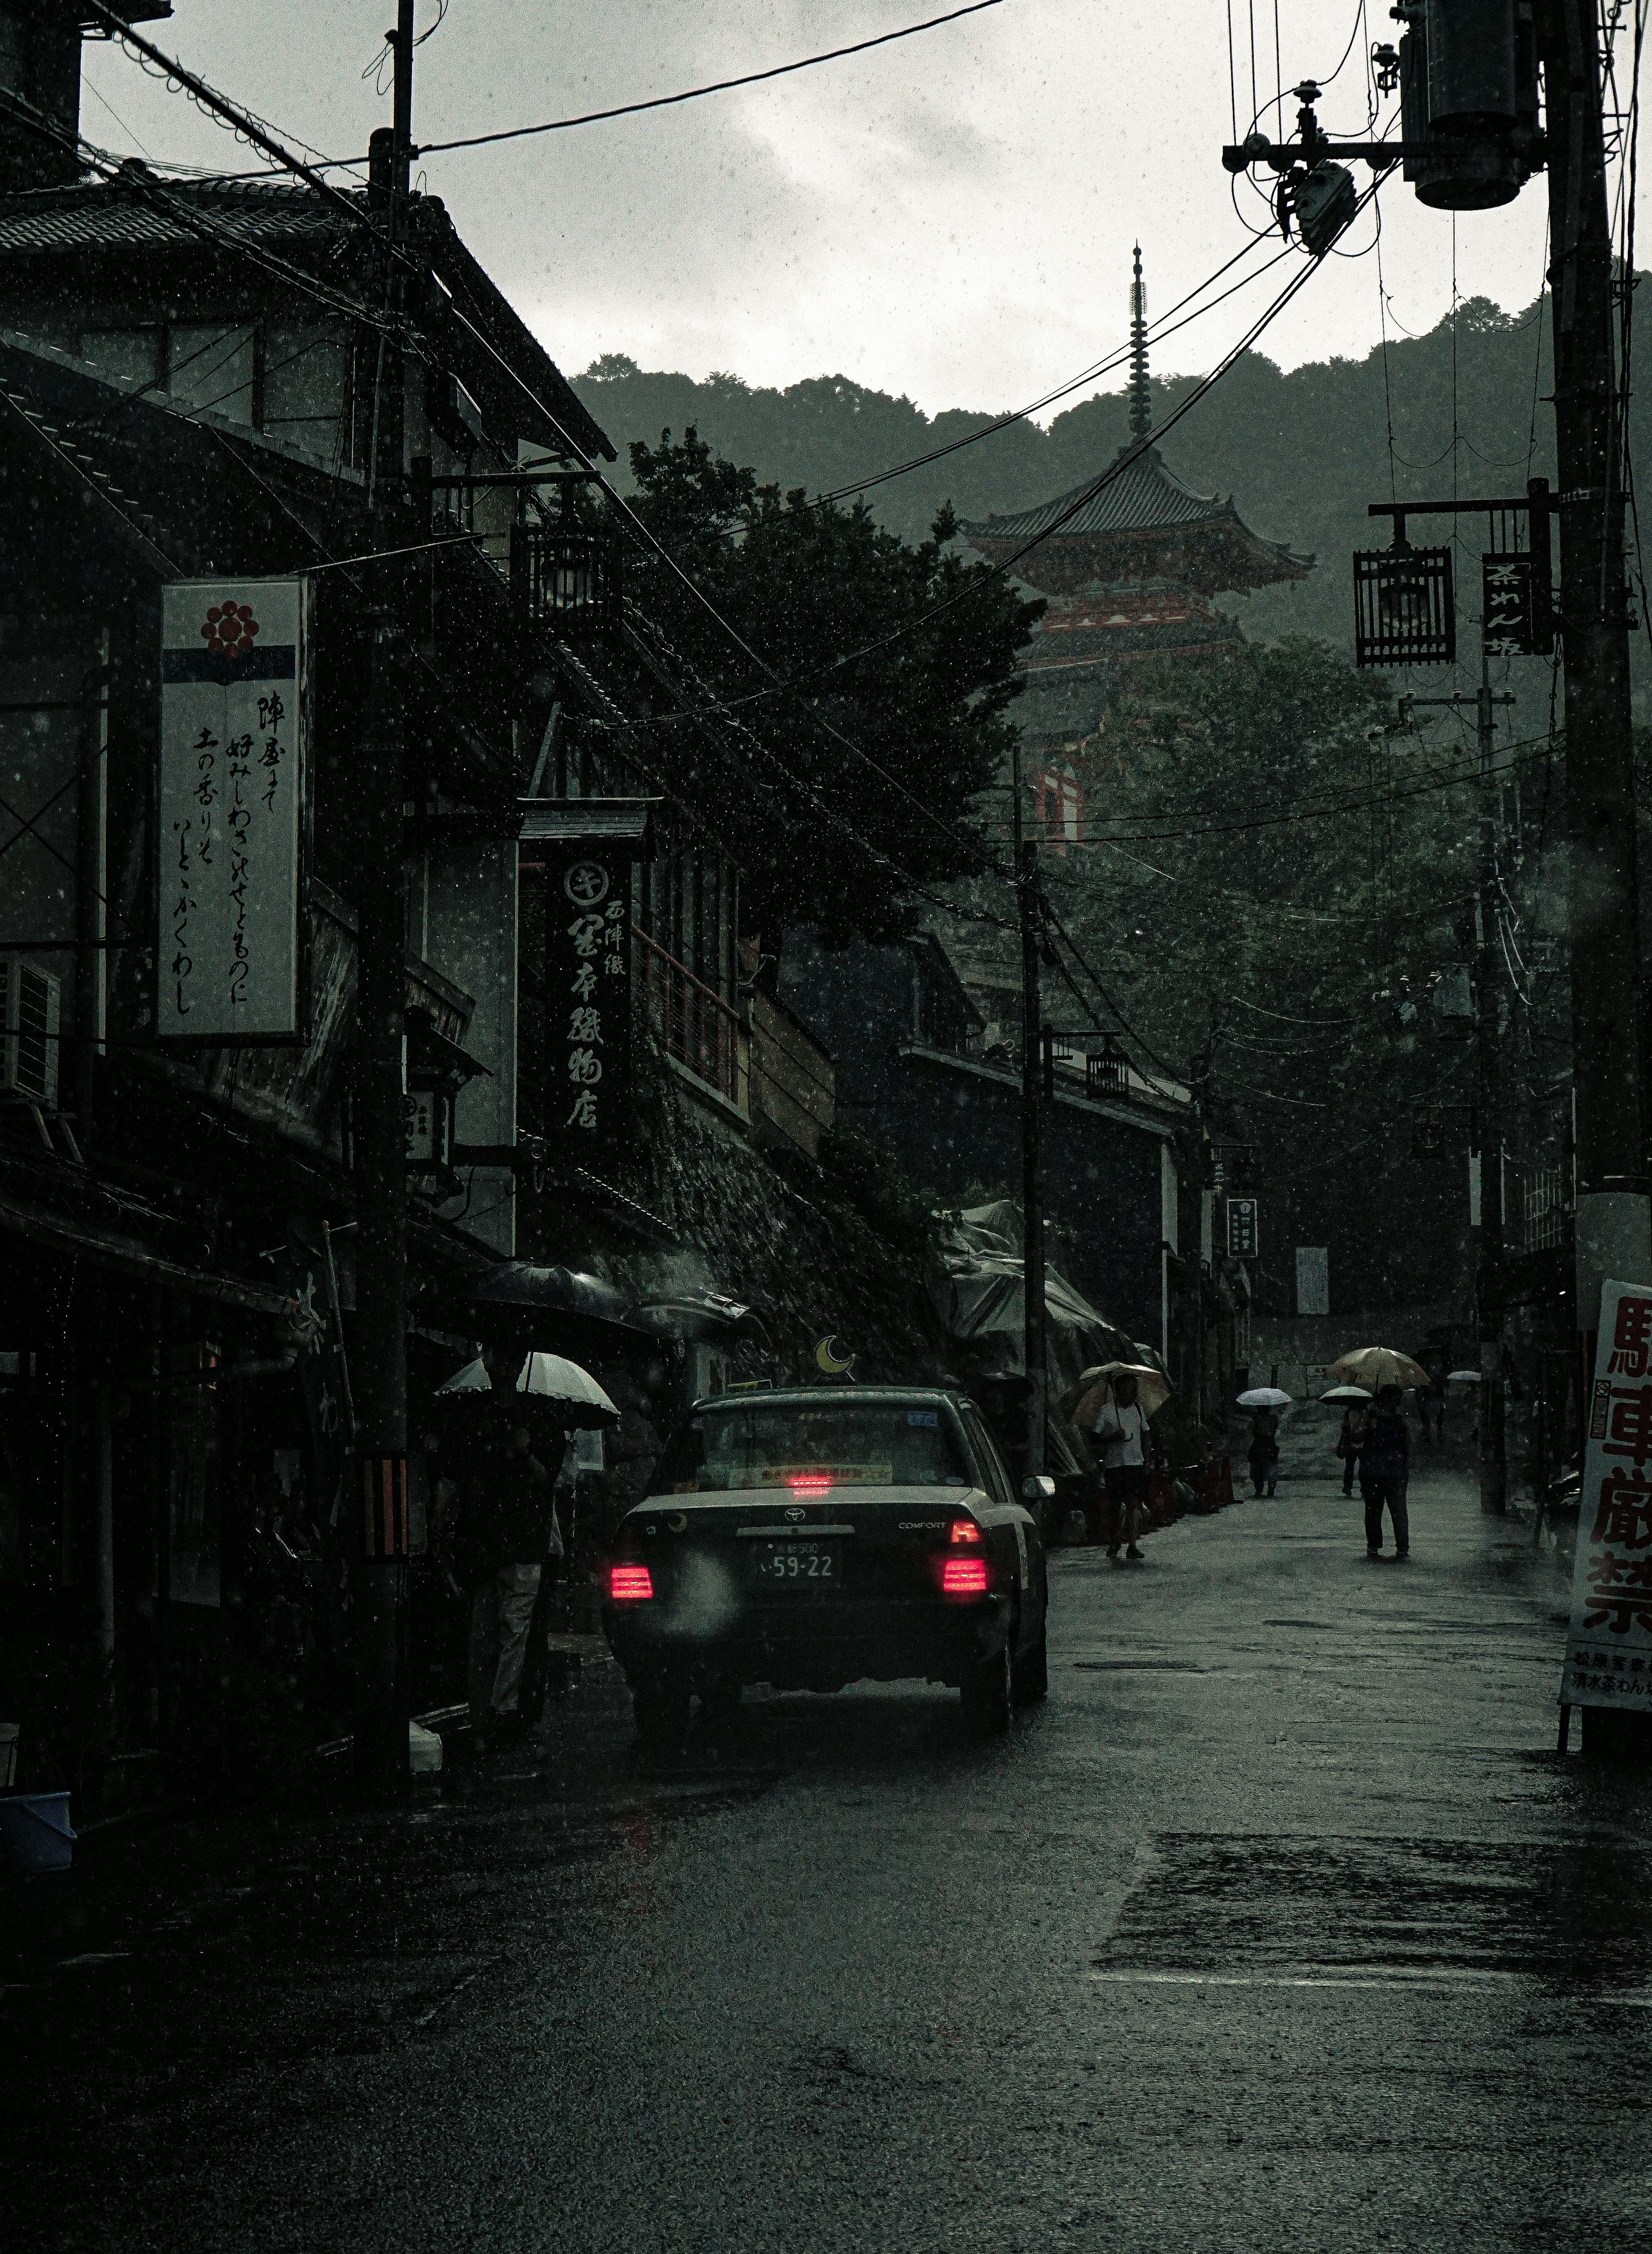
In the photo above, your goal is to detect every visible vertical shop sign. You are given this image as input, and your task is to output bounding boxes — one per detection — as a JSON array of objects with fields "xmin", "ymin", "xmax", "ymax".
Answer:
[
  {"xmin": 157, "ymin": 578, "xmax": 309, "ymax": 1041},
  {"xmin": 547, "ymin": 845, "xmax": 632, "ymax": 1146},
  {"xmin": 1227, "ymin": 1198, "xmax": 1259, "ymax": 1259},
  {"xmin": 1560, "ymin": 1281, "xmax": 1652, "ymax": 1712}
]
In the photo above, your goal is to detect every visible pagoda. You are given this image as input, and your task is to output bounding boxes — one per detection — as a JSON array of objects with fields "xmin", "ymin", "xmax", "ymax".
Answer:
[{"xmin": 958, "ymin": 249, "xmax": 1313, "ymax": 845}]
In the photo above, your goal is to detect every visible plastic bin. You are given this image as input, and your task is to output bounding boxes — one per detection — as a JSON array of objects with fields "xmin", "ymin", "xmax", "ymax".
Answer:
[{"xmin": 0, "ymin": 1790, "xmax": 75, "ymax": 1875}]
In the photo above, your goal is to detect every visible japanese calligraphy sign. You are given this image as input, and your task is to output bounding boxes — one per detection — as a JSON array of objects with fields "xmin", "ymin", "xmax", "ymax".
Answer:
[
  {"xmin": 1561, "ymin": 1281, "xmax": 1652, "ymax": 1710},
  {"xmin": 1227, "ymin": 1198, "xmax": 1258, "ymax": 1259},
  {"xmin": 157, "ymin": 578, "xmax": 309, "ymax": 1042},
  {"xmin": 546, "ymin": 845, "xmax": 632, "ymax": 1146},
  {"xmin": 1482, "ymin": 555, "xmax": 1547, "ymax": 658}
]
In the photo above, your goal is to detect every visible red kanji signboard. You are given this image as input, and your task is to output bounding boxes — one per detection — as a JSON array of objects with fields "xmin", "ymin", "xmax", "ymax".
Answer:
[{"xmin": 1561, "ymin": 1281, "xmax": 1652, "ymax": 1708}]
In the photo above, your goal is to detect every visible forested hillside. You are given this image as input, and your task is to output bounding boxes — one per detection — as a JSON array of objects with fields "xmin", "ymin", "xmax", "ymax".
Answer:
[{"xmin": 572, "ymin": 288, "xmax": 1640, "ymax": 677}]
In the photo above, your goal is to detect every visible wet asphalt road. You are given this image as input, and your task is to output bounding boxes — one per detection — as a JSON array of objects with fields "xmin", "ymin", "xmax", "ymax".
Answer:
[{"xmin": 9, "ymin": 1429, "xmax": 1652, "ymax": 2253}]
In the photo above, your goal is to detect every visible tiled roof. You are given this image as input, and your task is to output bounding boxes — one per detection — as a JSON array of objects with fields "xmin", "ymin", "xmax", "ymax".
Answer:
[
  {"xmin": 959, "ymin": 443, "xmax": 1235, "ymax": 543},
  {"xmin": 0, "ymin": 174, "xmax": 616, "ymax": 462},
  {"xmin": 0, "ymin": 177, "xmax": 342, "ymax": 255}
]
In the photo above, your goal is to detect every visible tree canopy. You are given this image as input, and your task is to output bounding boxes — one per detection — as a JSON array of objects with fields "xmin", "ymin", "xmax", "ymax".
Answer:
[
  {"xmin": 1050, "ymin": 638, "xmax": 1558, "ymax": 1309},
  {"xmin": 611, "ymin": 427, "xmax": 1041, "ymax": 941}
]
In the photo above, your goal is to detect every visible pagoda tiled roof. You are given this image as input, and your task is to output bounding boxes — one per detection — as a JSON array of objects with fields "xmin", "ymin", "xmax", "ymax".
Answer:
[
  {"xmin": 959, "ymin": 442, "xmax": 1229, "ymax": 542},
  {"xmin": 957, "ymin": 438, "xmax": 1312, "ymax": 592}
]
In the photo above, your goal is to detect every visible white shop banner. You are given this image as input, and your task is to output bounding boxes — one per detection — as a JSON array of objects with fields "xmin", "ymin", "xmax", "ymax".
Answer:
[
  {"xmin": 158, "ymin": 578, "xmax": 308, "ymax": 1041},
  {"xmin": 1560, "ymin": 1278, "xmax": 1652, "ymax": 1711}
]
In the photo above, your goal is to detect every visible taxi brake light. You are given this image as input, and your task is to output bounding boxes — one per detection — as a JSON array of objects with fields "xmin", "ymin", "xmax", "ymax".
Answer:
[
  {"xmin": 948, "ymin": 1519, "xmax": 983, "ymax": 1544},
  {"xmin": 607, "ymin": 1562, "xmax": 654, "ymax": 1602},
  {"xmin": 941, "ymin": 1556, "xmax": 990, "ymax": 1596},
  {"xmin": 788, "ymin": 1473, "xmax": 833, "ymax": 1493}
]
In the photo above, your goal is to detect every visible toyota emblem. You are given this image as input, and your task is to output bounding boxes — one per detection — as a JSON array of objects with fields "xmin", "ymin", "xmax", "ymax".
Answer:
[{"xmin": 785, "ymin": 1505, "xmax": 806, "ymax": 1522}]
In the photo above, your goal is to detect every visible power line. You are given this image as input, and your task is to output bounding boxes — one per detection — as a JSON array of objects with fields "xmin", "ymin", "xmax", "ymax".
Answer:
[
  {"xmin": 808, "ymin": 233, "xmax": 1296, "ymax": 508},
  {"xmin": 1039, "ymin": 734, "xmax": 1558, "ymax": 848},
  {"xmin": 144, "ymin": 1, "xmax": 1010, "ymax": 179},
  {"xmin": 413, "ymin": 1, "xmax": 1008, "ymax": 158}
]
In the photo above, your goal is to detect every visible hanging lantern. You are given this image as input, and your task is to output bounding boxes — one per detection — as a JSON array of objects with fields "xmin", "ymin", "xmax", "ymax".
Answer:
[{"xmin": 1353, "ymin": 545, "xmax": 1456, "ymax": 667}]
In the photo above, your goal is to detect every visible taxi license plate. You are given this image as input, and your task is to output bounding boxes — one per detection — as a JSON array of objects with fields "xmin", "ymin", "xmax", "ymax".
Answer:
[{"xmin": 749, "ymin": 1539, "xmax": 841, "ymax": 1587}]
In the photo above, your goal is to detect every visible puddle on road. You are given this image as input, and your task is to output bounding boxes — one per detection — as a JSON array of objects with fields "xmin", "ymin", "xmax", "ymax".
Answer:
[
  {"xmin": 1072, "ymin": 1661, "xmax": 1207, "ymax": 1674},
  {"xmin": 1089, "ymin": 1831, "xmax": 1652, "ymax": 2001}
]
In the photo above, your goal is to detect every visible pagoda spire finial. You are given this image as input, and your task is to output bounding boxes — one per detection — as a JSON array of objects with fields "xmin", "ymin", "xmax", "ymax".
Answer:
[{"xmin": 1127, "ymin": 243, "xmax": 1152, "ymax": 442}]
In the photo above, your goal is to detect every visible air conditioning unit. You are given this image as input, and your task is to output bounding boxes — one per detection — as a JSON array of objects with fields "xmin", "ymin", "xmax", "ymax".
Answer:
[{"xmin": 0, "ymin": 960, "xmax": 61, "ymax": 1110}]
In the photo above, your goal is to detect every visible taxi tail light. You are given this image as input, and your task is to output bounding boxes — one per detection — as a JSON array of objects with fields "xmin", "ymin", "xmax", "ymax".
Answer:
[
  {"xmin": 788, "ymin": 1473, "xmax": 832, "ymax": 1493},
  {"xmin": 607, "ymin": 1562, "xmax": 654, "ymax": 1603},
  {"xmin": 948, "ymin": 1518, "xmax": 983, "ymax": 1544},
  {"xmin": 941, "ymin": 1556, "xmax": 991, "ymax": 1597}
]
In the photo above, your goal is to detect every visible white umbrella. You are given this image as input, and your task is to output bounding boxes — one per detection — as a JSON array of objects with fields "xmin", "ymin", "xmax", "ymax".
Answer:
[
  {"xmin": 436, "ymin": 1355, "xmax": 491, "ymax": 1395},
  {"xmin": 1320, "ymin": 1383, "xmax": 1373, "ymax": 1404},
  {"xmin": 1237, "ymin": 1386, "xmax": 1292, "ymax": 1408},
  {"xmin": 515, "ymin": 1351, "xmax": 620, "ymax": 1429},
  {"xmin": 1447, "ymin": 1368, "xmax": 1483, "ymax": 1383}
]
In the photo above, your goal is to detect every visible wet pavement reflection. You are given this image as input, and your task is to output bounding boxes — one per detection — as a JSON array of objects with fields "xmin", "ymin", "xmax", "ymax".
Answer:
[{"xmin": 8, "ymin": 1449, "xmax": 1652, "ymax": 2253}]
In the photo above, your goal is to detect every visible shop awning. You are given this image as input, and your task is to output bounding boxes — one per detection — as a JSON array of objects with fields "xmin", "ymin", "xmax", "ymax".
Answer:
[
  {"xmin": 518, "ymin": 799, "xmax": 658, "ymax": 855},
  {"xmin": 0, "ymin": 1190, "xmax": 308, "ymax": 1325}
]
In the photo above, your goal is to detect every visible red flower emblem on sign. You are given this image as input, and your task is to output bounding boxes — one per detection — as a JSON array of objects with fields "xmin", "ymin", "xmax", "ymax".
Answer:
[{"xmin": 199, "ymin": 601, "xmax": 261, "ymax": 658}]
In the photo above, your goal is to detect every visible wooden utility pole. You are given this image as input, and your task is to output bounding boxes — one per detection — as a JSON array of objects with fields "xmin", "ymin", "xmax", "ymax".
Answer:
[
  {"xmin": 350, "ymin": 0, "xmax": 416, "ymax": 1786},
  {"xmin": 1412, "ymin": 673, "xmax": 1516, "ymax": 1510},
  {"xmin": 1541, "ymin": 0, "xmax": 1650, "ymax": 1325},
  {"xmin": 1472, "ymin": 665, "xmax": 1511, "ymax": 1515},
  {"xmin": 1019, "ymin": 837, "xmax": 1048, "ymax": 1481}
]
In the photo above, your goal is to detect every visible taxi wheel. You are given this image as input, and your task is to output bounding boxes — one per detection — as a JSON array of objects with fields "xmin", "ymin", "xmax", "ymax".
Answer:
[
  {"xmin": 962, "ymin": 1639, "xmax": 1012, "ymax": 1735},
  {"xmin": 633, "ymin": 1677, "xmax": 690, "ymax": 1748},
  {"xmin": 1012, "ymin": 1621, "xmax": 1049, "ymax": 1705}
]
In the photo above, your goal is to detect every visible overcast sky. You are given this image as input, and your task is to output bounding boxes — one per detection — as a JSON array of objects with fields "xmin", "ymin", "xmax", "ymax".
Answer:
[{"xmin": 82, "ymin": 1, "xmax": 1615, "ymax": 418}]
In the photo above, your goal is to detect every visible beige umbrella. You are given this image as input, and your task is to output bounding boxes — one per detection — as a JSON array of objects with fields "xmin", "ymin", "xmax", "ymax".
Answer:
[
  {"xmin": 1325, "ymin": 1346, "xmax": 1431, "ymax": 1392},
  {"xmin": 1061, "ymin": 1361, "xmax": 1173, "ymax": 1424}
]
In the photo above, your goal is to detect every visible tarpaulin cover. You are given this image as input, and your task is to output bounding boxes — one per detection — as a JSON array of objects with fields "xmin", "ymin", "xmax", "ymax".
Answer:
[{"xmin": 934, "ymin": 1201, "xmax": 1164, "ymax": 1474}]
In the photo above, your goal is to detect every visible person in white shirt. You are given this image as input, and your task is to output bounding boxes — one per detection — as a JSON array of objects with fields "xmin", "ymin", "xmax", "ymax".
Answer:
[{"xmin": 1090, "ymin": 1373, "xmax": 1149, "ymax": 1561}]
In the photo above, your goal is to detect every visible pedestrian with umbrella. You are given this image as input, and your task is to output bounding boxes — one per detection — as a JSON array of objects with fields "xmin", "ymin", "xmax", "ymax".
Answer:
[
  {"xmin": 1237, "ymin": 1385, "xmax": 1290, "ymax": 1498},
  {"xmin": 1322, "ymin": 1384, "xmax": 1373, "ymax": 1497},
  {"xmin": 435, "ymin": 1350, "xmax": 617, "ymax": 1754},
  {"xmin": 1324, "ymin": 1351, "xmax": 1424, "ymax": 1560},
  {"xmin": 1063, "ymin": 1362, "xmax": 1169, "ymax": 1561}
]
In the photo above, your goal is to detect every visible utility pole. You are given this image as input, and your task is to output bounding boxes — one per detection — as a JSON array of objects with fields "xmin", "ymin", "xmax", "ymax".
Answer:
[
  {"xmin": 1019, "ymin": 833, "xmax": 1048, "ymax": 1484},
  {"xmin": 1540, "ymin": 0, "xmax": 1650, "ymax": 1339},
  {"xmin": 350, "ymin": 0, "xmax": 416, "ymax": 1786},
  {"xmin": 1473, "ymin": 662, "xmax": 1509, "ymax": 1516},
  {"xmin": 1411, "ymin": 671, "xmax": 1517, "ymax": 1512}
]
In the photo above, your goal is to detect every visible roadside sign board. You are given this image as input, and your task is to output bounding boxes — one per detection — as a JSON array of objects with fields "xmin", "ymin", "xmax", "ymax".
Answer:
[
  {"xmin": 1227, "ymin": 1198, "xmax": 1258, "ymax": 1258},
  {"xmin": 1560, "ymin": 1279, "xmax": 1652, "ymax": 1712},
  {"xmin": 1295, "ymin": 1245, "xmax": 1329, "ymax": 1316},
  {"xmin": 157, "ymin": 578, "xmax": 309, "ymax": 1042},
  {"xmin": 546, "ymin": 844, "xmax": 632, "ymax": 1146}
]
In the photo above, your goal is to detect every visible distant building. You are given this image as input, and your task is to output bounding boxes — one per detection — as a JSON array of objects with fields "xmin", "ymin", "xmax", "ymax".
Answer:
[
  {"xmin": 957, "ymin": 247, "xmax": 1313, "ymax": 858},
  {"xmin": 780, "ymin": 927, "xmax": 1193, "ymax": 1360}
]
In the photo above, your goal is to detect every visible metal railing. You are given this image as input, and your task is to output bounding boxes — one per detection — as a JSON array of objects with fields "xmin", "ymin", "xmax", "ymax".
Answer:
[
  {"xmin": 1521, "ymin": 1163, "xmax": 1568, "ymax": 1251},
  {"xmin": 635, "ymin": 929, "xmax": 741, "ymax": 1106}
]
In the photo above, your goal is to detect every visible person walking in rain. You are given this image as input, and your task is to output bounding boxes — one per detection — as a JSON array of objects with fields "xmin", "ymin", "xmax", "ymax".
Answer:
[
  {"xmin": 465, "ymin": 1407, "xmax": 556, "ymax": 1753},
  {"xmin": 1247, "ymin": 1404, "xmax": 1280, "ymax": 1498},
  {"xmin": 1335, "ymin": 1403, "xmax": 1362, "ymax": 1497},
  {"xmin": 1357, "ymin": 1384, "xmax": 1412, "ymax": 1560},
  {"xmin": 1090, "ymin": 1372, "xmax": 1150, "ymax": 1562}
]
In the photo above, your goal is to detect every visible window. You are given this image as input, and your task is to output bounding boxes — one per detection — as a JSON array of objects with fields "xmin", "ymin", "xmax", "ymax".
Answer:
[
  {"xmin": 1034, "ymin": 760, "xmax": 1083, "ymax": 853},
  {"xmin": 264, "ymin": 327, "xmax": 349, "ymax": 457},
  {"xmin": 80, "ymin": 327, "xmax": 161, "ymax": 389},
  {"xmin": 170, "ymin": 324, "xmax": 256, "ymax": 426},
  {"xmin": 650, "ymin": 1402, "xmax": 973, "ymax": 1494}
]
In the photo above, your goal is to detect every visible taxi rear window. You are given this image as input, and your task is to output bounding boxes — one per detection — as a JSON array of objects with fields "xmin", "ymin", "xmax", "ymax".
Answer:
[{"xmin": 650, "ymin": 1403, "xmax": 972, "ymax": 1494}]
